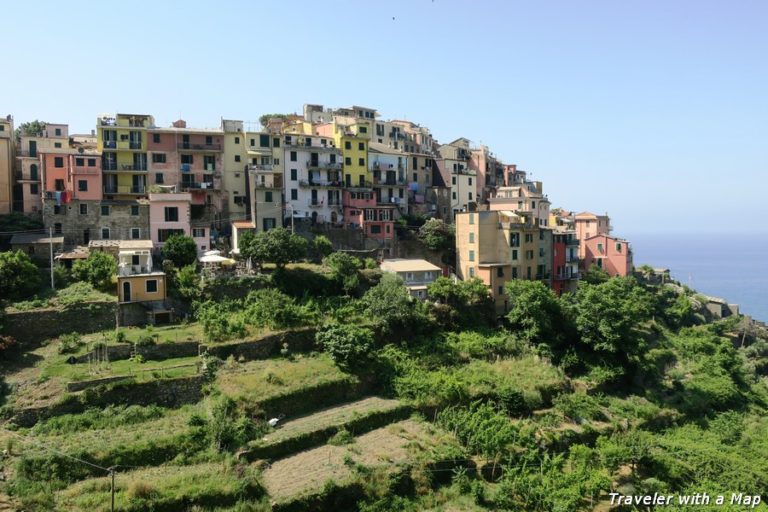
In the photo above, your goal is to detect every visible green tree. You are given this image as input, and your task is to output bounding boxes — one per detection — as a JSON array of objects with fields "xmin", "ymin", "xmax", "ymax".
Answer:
[
  {"xmin": 505, "ymin": 280, "xmax": 565, "ymax": 346},
  {"xmin": 14, "ymin": 120, "xmax": 46, "ymax": 140},
  {"xmin": 417, "ymin": 218, "xmax": 455, "ymax": 251},
  {"xmin": 195, "ymin": 300, "xmax": 246, "ymax": 342},
  {"xmin": 173, "ymin": 264, "xmax": 201, "ymax": 302},
  {"xmin": 239, "ymin": 227, "xmax": 307, "ymax": 269},
  {"xmin": 161, "ymin": 234, "xmax": 198, "ymax": 268},
  {"xmin": 312, "ymin": 235, "xmax": 334, "ymax": 260},
  {"xmin": 324, "ymin": 252, "xmax": 362, "ymax": 295},
  {"xmin": 243, "ymin": 288, "xmax": 311, "ymax": 329},
  {"xmin": 569, "ymin": 277, "xmax": 654, "ymax": 356},
  {"xmin": 316, "ymin": 323, "xmax": 375, "ymax": 371},
  {"xmin": 71, "ymin": 251, "xmax": 116, "ymax": 290},
  {"xmin": 259, "ymin": 113, "xmax": 291, "ymax": 127},
  {"xmin": 0, "ymin": 250, "xmax": 42, "ymax": 300},
  {"xmin": 362, "ymin": 273, "xmax": 425, "ymax": 332},
  {"xmin": 582, "ymin": 265, "xmax": 611, "ymax": 284},
  {"xmin": 428, "ymin": 277, "xmax": 495, "ymax": 328}
]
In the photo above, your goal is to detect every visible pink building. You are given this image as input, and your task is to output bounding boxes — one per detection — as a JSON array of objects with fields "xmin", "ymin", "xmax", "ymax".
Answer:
[
  {"xmin": 574, "ymin": 211, "xmax": 611, "ymax": 258},
  {"xmin": 342, "ymin": 189, "xmax": 395, "ymax": 241},
  {"xmin": 148, "ymin": 192, "xmax": 209, "ymax": 253},
  {"xmin": 69, "ymin": 152, "xmax": 103, "ymax": 201},
  {"xmin": 583, "ymin": 234, "xmax": 633, "ymax": 277}
]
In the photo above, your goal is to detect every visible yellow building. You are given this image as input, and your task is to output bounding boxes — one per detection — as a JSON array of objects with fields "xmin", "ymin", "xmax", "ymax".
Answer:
[
  {"xmin": 97, "ymin": 113, "xmax": 153, "ymax": 199},
  {"xmin": 220, "ymin": 120, "xmax": 248, "ymax": 222},
  {"xmin": 0, "ymin": 115, "xmax": 14, "ymax": 215},
  {"xmin": 317, "ymin": 120, "xmax": 372, "ymax": 188},
  {"xmin": 456, "ymin": 210, "xmax": 543, "ymax": 314},
  {"xmin": 116, "ymin": 240, "xmax": 167, "ymax": 308}
]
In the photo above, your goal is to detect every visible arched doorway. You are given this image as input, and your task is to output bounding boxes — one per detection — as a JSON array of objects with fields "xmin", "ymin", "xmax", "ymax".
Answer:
[{"xmin": 122, "ymin": 281, "xmax": 131, "ymax": 302}]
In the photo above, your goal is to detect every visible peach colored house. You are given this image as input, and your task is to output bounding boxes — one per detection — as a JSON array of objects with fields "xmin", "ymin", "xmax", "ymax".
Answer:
[
  {"xmin": 583, "ymin": 234, "xmax": 633, "ymax": 277},
  {"xmin": 69, "ymin": 152, "xmax": 102, "ymax": 201},
  {"xmin": 574, "ymin": 211, "xmax": 610, "ymax": 258}
]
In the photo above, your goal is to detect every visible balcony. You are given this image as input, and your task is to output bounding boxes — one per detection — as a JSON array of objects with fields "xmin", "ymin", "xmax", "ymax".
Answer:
[
  {"xmin": 120, "ymin": 164, "xmax": 148, "ymax": 171},
  {"xmin": 373, "ymin": 177, "xmax": 407, "ymax": 186},
  {"xmin": 566, "ymin": 238, "xmax": 580, "ymax": 246},
  {"xmin": 347, "ymin": 180, "xmax": 373, "ymax": 190},
  {"xmin": 248, "ymin": 164, "xmax": 273, "ymax": 172},
  {"xmin": 299, "ymin": 179, "xmax": 342, "ymax": 188},
  {"xmin": 306, "ymin": 161, "xmax": 343, "ymax": 170},
  {"xmin": 254, "ymin": 178, "xmax": 282, "ymax": 189},
  {"xmin": 181, "ymin": 181, "xmax": 217, "ymax": 191},
  {"xmin": 103, "ymin": 141, "xmax": 117, "ymax": 149},
  {"xmin": 372, "ymin": 162, "xmax": 404, "ymax": 171},
  {"xmin": 308, "ymin": 201, "xmax": 324, "ymax": 208},
  {"xmin": 177, "ymin": 142, "xmax": 222, "ymax": 151},
  {"xmin": 103, "ymin": 186, "xmax": 146, "ymax": 194},
  {"xmin": 117, "ymin": 141, "xmax": 142, "ymax": 151},
  {"xmin": 554, "ymin": 272, "xmax": 580, "ymax": 281},
  {"xmin": 535, "ymin": 272, "xmax": 551, "ymax": 280}
]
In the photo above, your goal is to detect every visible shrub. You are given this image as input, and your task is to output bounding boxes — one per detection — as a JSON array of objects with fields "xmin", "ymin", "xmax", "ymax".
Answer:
[
  {"xmin": 243, "ymin": 288, "xmax": 313, "ymax": 329},
  {"xmin": 553, "ymin": 393, "xmax": 607, "ymax": 423},
  {"xmin": 161, "ymin": 234, "xmax": 198, "ymax": 268},
  {"xmin": 313, "ymin": 235, "xmax": 334, "ymax": 260},
  {"xmin": 58, "ymin": 332, "xmax": 83, "ymax": 354},
  {"xmin": 127, "ymin": 481, "xmax": 157, "ymax": 501},
  {"xmin": 71, "ymin": 252, "xmax": 116, "ymax": 290},
  {"xmin": 316, "ymin": 323, "xmax": 375, "ymax": 372},
  {"xmin": 196, "ymin": 301, "xmax": 247, "ymax": 342},
  {"xmin": 0, "ymin": 250, "xmax": 42, "ymax": 300}
]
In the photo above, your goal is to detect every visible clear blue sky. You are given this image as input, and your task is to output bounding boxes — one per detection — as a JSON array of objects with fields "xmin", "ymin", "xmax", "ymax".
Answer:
[{"xmin": 3, "ymin": 0, "xmax": 766, "ymax": 235}]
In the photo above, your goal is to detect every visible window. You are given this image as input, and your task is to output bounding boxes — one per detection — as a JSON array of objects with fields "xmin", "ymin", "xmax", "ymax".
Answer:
[
  {"xmin": 532, "ymin": 201, "xmax": 536, "ymax": 208},
  {"xmin": 250, "ymin": 138, "xmax": 255, "ymax": 146},
  {"xmin": 88, "ymin": 158, "xmax": 96, "ymax": 167},
  {"xmin": 76, "ymin": 157, "xmax": 85, "ymax": 166},
  {"xmin": 370, "ymin": 225, "xmax": 382, "ymax": 234},
  {"xmin": 359, "ymin": 126, "xmax": 367, "ymax": 134},
  {"xmin": 234, "ymin": 136, "xmax": 240, "ymax": 144},
  {"xmin": 78, "ymin": 180, "xmax": 88, "ymax": 192},
  {"xmin": 131, "ymin": 205, "xmax": 139, "ymax": 216},
  {"xmin": 510, "ymin": 233, "xmax": 520, "ymax": 247},
  {"xmin": 526, "ymin": 250, "xmax": 534, "ymax": 260},
  {"xmin": 152, "ymin": 153, "xmax": 166, "ymax": 163},
  {"xmin": 192, "ymin": 228, "xmax": 205, "ymax": 238},
  {"xmin": 469, "ymin": 267, "xmax": 475, "ymax": 277},
  {"xmin": 497, "ymin": 267, "xmax": 504, "ymax": 277},
  {"xmin": 345, "ymin": 157, "xmax": 352, "ymax": 165},
  {"xmin": 469, "ymin": 232, "xmax": 475, "ymax": 243},
  {"xmin": 345, "ymin": 141, "xmax": 351, "ymax": 150},
  {"xmin": 164, "ymin": 207, "xmax": 179, "ymax": 222},
  {"xmin": 181, "ymin": 154, "xmax": 193, "ymax": 164},
  {"xmin": 290, "ymin": 169, "xmax": 297, "ymax": 180},
  {"xmin": 101, "ymin": 205, "xmax": 110, "ymax": 216},
  {"xmin": 498, "ymin": 286, "xmax": 504, "ymax": 295},
  {"xmin": 469, "ymin": 250, "xmax": 475, "ymax": 262},
  {"xmin": 146, "ymin": 280, "xmax": 158, "ymax": 293},
  {"xmin": 539, "ymin": 247, "xmax": 545, "ymax": 257},
  {"xmin": 468, "ymin": 192, "xmax": 473, "ymax": 200},
  {"xmin": 273, "ymin": 137, "xmax": 280, "ymax": 148},
  {"xmin": 158, "ymin": 229, "xmax": 184, "ymax": 242},
  {"xmin": 54, "ymin": 128, "xmax": 62, "ymax": 136},
  {"xmin": 468, "ymin": 177, "xmax": 472, "ymax": 186},
  {"xmin": 260, "ymin": 134, "xmax": 270, "ymax": 147},
  {"xmin": 290, "ymin": 151, "xmax": 297, "ymax": 162},
  {"xmin": 512, "ymin": 267, "xmax": 518, "ymax": 278},
  {"xmin": 265, "ymin": 191, "xmax": 273, "ymax": 202},
  {"xmin": 616, "ymin": 242, "xmax": 622, "ymax": 252},
  {"xmin": 597, "ymin": 243, "xmax": 604, "ymax": 254},
  {"xmin": 359, "ymin": 158, "xmax": 365, "ymax": 166},
  {"xmin": 274, "ymin": 158, "xmax": 279, "ymax": 165},
  {"xmin": 54, "ymin": 142, "xmax": 62, "ymax": 148},
  {"xmin": 131, "ymin": 228, "xmax": 140, "ymax": 239},
  {"xmin": 101, "ymin": 227, "xmax": 110, "ymax": 239},
  {"xmin": 54, "ymin": 223, "xmax": 62, "ymax": 234},
  {"xmin": 54, "ymin": 157, "xmax": 64, "ymax": 168},
  {"xmin": 153, "ymin": 133, "xmax": 160, "ymax": 143},
  {"xmin": 30, "ymin": 183, "xmax": 38, "ymax": 194},
  {"xmin": 452, "ymin": 176, "xmax": 457, "ymax": 186},
  {"xmin": 155, "ymin": 173, "xmax": 164, "ymax": 184},
  {"xmin": 290, "ymin": 189, "xmax": 298, "ymax": 200},
  {"xmin": 79, "ymin": 203, "xmax": 88, "ymax": 215},
  {"xmin": 452, "ymin": 192, "xmax": 457, "ymax": 200},
  {"xmin": 512, "ymin": 249, "xmax": 518, "ymax": 260},
  {"xmin": 469, "ymin": 213, "xmax": 474, "ymax": 225},
  {"xmin": 358, "ymin": 142, "xmax": 364, "ymax": 150}
]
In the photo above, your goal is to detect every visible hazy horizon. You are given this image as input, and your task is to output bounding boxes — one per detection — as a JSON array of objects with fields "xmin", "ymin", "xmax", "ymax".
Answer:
[{"xmin": 2, "ymin": 0, "xmax": 766, "ymax": 235}]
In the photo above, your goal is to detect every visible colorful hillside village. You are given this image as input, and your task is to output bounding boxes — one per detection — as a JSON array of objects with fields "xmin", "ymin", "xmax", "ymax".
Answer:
[{"xmin": 0, "ymin": 106, "xmax": 632, "ymax": 316}]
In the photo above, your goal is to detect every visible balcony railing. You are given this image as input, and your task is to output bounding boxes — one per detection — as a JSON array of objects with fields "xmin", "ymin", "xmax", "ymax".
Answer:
[
  {"xmin": 535, "ymin": 272, "xmax": 551, "ymax": 280},
  {"xmin": 181, "ymin": 181, "xmax": 216, "ymax": 191},
  {"xmin": 299, "ymin": 179, "xmax": 342, "ymax": 188},
  {"xmin": 129, "ymin": 141, "xmax": 142, "ymax": 150},
  {"xmin": 373, "ymin": 177, "xmax": 407, "ymax": 186},
  {"xmin": 120, "ymin": 164, "xmax": 147, "ymax": 171},
  {"xmin": 248, "ymin": 164, "xmax": 273, "ymax": 172},
  {"xmin": 103, "ymin": 186, "xmax": 146, "ymax": 194},
  {"xmin": 177, "ymin": 142, "xmax": 222, "ymax": 151},
  {"xmin": 103, "ymin": 141, "xmax": 117, "ymax": 149},
  {"xmin": 103, "ymin": 164, "xmax": 118, "ymax": 171},
  {"xmin": 117, "ymin": 141, "xmax": 143, "ymax": 150},
  {"xmin": 554, "ymin": 272, "xmax": 580, "ymax": 281},
  {"xmin": 307, "ymin": 161, "xmax": 343, "ymax": 169},
  {"xmin": 254, "ymin": 181, "xmax": 281, "ymax": 189},
  {"xmin": 372, "ymin": 162, "xmax": 404, "ymax": 171}
]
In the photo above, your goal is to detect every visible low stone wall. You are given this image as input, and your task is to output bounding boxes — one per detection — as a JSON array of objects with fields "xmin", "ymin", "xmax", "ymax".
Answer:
[
  {"xmin": 66, "ymin": 375, "xmax": 135, "ymax": 392},
  {"xmin": 203, "ymin": 328, "xmax": 317, "ymax": 361},
  {"xmin": 4, "ymin": 302, "xmax": 117, "ymax": 346},
  {"xmin": 11, "ymin": 375, "xmax": 205, "ymax": 427},
  {"xmin": 74, "ymin": 341, "xmax": 200, "ymax": 363}
]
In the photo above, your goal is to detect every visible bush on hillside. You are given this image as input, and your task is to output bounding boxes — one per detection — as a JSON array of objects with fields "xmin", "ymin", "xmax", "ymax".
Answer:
[
  {"xmin": 316, "ymin": 323, "xmax": 375, "ymax": 372},
  {"xmin": 0, "ymin": 250, "xmax": 42, "ymax": 300},
  {"xmin": 72, "ymin": 251, "xmax": 116, "ymax": 290}
]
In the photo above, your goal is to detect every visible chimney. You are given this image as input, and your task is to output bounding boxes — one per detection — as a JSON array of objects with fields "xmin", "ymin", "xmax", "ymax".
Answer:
[
  {"xmin": 91, "ymin": 129, "xmax": 95, "ymax": 136},
  {"xmin": 172, "ymin": 119, "xmax": 187, "ymax": 128}
]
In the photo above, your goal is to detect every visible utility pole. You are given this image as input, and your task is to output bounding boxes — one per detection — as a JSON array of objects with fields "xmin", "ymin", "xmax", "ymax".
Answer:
[
  {"xmin": 49, "ymin": 227, "xmax": 55, "ymax": 289},
  {"xmin": 109, "ymin": 466, "xmax": 116, "ymax": 512}
]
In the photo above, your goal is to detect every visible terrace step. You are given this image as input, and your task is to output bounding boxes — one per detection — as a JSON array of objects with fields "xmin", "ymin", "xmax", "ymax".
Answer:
[{"xmin": 246, "ymin": 396, "xmax": 410, "ymax": 461}]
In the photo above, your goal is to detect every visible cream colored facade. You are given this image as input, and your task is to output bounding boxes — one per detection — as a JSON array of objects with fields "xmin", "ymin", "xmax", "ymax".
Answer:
[
  {"xmin": 456, "ymin": 210, "xmax": 547, "ymax": 314},
  {"xmin": 221, "ymin": 120, "xmax": 248, "ymax": 222},
  {"xmin": 0, "ymin": 116, "xmax": 14, "ymax": 214},
  {"xmin": 488, "ymin": 181, "xmax": 550, "ymax": 227}
]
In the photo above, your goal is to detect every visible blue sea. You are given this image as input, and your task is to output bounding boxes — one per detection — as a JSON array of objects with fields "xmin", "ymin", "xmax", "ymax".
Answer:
[{"xmin": 628, "ymin": 233, "xmax": 768, "ymax": 322}]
